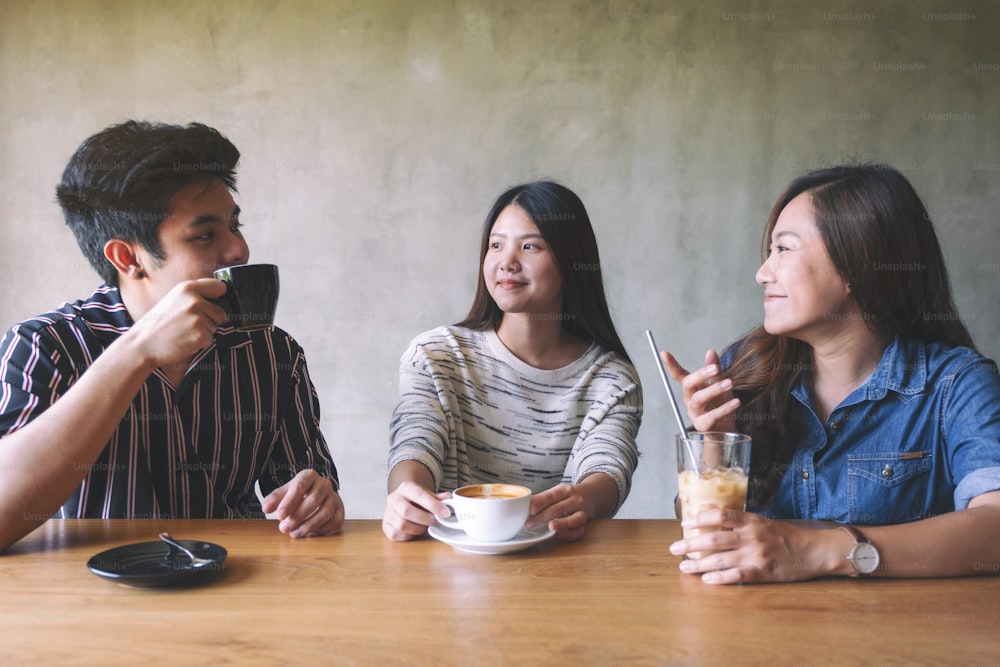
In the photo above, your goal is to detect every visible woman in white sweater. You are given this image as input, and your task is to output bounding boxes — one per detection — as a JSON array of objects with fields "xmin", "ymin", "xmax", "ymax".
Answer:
[{"xmin": 383, "ymin": 181, "xmax": 642, "ymax": 542}]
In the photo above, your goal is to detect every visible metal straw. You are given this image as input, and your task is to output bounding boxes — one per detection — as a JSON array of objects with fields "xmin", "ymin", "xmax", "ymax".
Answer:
[{"xmin": 645, "ymin": 330, "xmax": 700, "ymax": 474}]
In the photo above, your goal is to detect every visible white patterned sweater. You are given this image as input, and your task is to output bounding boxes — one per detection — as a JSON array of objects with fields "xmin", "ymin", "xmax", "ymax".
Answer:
[{"xmin": 388, "ymin": 326, "xmax": 643, "ymax": 512}]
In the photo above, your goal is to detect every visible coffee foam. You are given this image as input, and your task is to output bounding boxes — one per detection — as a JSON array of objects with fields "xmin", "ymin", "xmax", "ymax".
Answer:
[{"xmin": 455, "ymin": 483, "xmax": 530, "ymax": 500}]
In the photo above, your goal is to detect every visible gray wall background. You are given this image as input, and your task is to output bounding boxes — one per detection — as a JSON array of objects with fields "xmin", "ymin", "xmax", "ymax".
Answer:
[{"xmin": 1, "ymin": 0, "xmax": 997, "ymax": 520}]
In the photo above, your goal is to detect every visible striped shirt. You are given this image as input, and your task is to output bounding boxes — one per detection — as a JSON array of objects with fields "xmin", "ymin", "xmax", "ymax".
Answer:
[
  {"xmin": 388, "ymin": 326, "xmax": 642, "ymax": 511},
  {"xmin": 0, "ymin": 285, "xmax": 338, "ymax": 519}
]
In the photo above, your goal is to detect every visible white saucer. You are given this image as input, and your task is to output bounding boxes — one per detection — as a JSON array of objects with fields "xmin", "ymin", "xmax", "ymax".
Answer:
[{"xmin": 428, "ymin": 524, "xmax": 556, "ymax": 555}]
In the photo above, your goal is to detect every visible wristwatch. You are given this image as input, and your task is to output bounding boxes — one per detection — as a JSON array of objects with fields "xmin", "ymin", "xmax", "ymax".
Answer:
[{"xmin": 840, "ymin": 525, "xmax": 880, "ymax": 576}]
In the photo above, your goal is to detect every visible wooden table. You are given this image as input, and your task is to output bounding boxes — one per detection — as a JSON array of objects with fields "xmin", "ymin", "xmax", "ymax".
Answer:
[{"xmin": 2, "ymin": 519, "xmax": 997, "ymax": 666}]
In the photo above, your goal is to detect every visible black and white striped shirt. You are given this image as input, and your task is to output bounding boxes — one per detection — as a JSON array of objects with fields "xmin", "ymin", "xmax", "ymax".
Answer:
[
  {"xmin": 389, "ymin": 326, "xmax": 642, "ymax": 511},
  {"xmin": 0, "ymin": 285, "xmax": 338, "ymax": 519}
]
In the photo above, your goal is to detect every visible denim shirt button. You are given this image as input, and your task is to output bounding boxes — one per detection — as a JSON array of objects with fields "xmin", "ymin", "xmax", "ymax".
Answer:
[
  {"xmin": 829, "ymin": 421, "xmax": 839, "ymax": 431},
  {"xmin": 882, "ymin": 465, "xmax": 893, "ymax": 479},
  {"xmin": 801, "ymin": 469, "xmax": 810, "ymax": 480}
]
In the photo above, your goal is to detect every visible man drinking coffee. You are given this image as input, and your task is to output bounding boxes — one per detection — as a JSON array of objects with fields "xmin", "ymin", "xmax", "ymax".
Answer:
[{"xmin": 0, "ymin": 121, "xmax": 343, "ymax": 550}]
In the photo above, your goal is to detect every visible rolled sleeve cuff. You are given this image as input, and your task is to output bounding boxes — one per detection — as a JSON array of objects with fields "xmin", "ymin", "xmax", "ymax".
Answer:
[
  {"xmin": 388, "ymin": 450, "xmax": 443, "ymax": 491},
  {"xmin": 954, "ymin": 467, "xmax": 1000, "ymax": 509},
  {"xmin": 575, "ymin": 465, "xmax": 631, "ymax": 517}
]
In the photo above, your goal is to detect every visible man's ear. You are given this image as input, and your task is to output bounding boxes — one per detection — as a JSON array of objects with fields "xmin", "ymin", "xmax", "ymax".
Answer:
[{"xmin": 104, "ymin": 240, "xmax": 146, "ymax": 280}]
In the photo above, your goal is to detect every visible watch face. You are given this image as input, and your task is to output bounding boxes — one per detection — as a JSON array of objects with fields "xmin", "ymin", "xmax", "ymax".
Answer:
[{"xmin": 850, "ymin": 542, "xmax": 880, "ymax": 574}]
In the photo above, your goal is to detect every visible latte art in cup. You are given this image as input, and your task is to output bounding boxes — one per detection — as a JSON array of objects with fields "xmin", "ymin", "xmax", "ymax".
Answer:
[
  {"xmin": 438, "ymin": 483, "xmax": 531, "ymax": 542},
  {"xmin": 456, "ymin": 485, "xmax": 526, "ymax": 500}
]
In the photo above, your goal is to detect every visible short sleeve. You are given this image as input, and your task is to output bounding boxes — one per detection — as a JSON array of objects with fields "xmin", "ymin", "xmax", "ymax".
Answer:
[{"xmin": 0, "ymin": 322, "xmax": 80, "ymax": 437}]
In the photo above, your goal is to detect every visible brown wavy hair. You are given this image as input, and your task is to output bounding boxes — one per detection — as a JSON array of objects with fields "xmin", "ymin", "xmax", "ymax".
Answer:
[{"xmin": 727, "ymin": 165, "xmax": 976, "ymax": 508}]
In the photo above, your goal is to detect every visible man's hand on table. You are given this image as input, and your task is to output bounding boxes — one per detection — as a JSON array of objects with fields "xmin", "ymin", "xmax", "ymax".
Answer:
[{"xmin": 262, "ymin": 469, "xmax": 344, "ymax": 537}]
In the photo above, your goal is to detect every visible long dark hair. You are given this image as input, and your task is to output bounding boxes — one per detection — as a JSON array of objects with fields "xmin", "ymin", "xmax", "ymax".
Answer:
[
  {"xmin": 728, "ymin": 164, "xmax": 976, "ymax": 507},
  {"xmin": 456, "ymin": 181, "xmax": 631, "ymax": 363}
]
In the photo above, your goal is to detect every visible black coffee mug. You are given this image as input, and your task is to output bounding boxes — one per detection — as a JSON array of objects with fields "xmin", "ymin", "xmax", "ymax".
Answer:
[{"xmin": 213, "ymin": 264, "xmax": 280, "ymax": 330}]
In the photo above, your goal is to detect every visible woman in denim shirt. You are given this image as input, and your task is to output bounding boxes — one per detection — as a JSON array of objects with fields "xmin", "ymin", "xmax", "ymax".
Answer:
[{"xmin": 662, "ymin": 164, "xmax": 1000, "ymax": 584}]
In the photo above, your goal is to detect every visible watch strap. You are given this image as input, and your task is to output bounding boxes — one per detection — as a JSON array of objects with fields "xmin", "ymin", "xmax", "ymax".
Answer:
[{"xmin": 839, "ymin": 524, "xmax": 869, "ymax": 544}]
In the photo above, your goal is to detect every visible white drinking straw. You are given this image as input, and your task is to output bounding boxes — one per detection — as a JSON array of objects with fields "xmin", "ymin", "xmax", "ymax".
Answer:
[{"xmin": 645, "ymin": 330, "xmax": 700, "ymax": 474}]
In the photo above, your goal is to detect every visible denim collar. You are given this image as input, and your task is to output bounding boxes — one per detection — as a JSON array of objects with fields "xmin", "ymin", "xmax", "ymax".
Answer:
[
  {"xmin": 866, "ymin": 336, "xmax": 928, "ymax": 399},
  {"xmin": 791, "ymin": 336, "xmax": 928, "ymax": 408}
]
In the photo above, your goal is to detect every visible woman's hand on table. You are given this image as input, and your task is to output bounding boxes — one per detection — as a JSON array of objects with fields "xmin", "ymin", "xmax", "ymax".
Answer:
[
  {"xmin": 382, "ymin": 480, "xmax": 451, "ymax": 541},
  {"xmin": 668, "ymin": 509, "xmax": 843, "ymax": 584},
  {"xmin": 263, "ymin": 469, "xmax": 344, "ymax": 538},
  {"xmin": 662, "ymin": 349, "xmax": 740, "ymax": 432}
]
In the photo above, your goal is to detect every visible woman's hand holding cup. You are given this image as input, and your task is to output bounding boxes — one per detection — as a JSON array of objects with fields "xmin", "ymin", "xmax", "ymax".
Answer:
[{"xmin": 382, "ymin": 481, "xmax": 451, "ymax": 542}]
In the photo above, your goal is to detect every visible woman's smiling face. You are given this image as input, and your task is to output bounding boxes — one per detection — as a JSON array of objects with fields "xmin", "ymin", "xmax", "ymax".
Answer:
[
  {"xmin": 483, "ymin": 204, "xmax": 563, "ymax": 317},
  {"xmin": 755, "ymin": 192, "xmax": 855, "ymax": 341}
]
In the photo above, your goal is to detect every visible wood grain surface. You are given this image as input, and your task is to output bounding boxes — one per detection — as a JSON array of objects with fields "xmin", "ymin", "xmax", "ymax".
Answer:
[{"xmin": 2, "ymin": 519, "xmax": 997, "ymax": 666}]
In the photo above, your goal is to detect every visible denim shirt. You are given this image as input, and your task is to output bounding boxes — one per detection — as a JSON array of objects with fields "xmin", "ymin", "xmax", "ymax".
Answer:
[{"xmin": 724, "ymin": 336, "xmax": 1000, "ymax": 524}]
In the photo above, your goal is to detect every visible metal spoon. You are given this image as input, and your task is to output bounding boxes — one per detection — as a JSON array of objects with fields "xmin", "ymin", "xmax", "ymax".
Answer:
[{"xmin": 158, "ymin": 532, "xmax": 215, "ymax": 568}]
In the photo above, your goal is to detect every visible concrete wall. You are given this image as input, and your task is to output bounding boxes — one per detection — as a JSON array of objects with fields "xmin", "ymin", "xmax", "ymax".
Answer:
[{"xmin": 1, "ymin": 0, "xmax": 997, "ymax": 520}]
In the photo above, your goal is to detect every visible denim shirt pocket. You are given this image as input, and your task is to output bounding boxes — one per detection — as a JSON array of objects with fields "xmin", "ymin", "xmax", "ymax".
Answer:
[{"xmin": 847, "ymin": 451, "xmax": 932, "ymax": 524}]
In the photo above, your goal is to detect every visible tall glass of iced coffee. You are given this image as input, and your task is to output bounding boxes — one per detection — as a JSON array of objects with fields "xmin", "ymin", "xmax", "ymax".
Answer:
[{"xmin": 676, "ymin": 432, "xmax": 751, "ymax": 559}]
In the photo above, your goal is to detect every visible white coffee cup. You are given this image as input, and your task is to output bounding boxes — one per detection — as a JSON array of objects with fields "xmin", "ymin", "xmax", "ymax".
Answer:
[{"xmin": 437, "ymin": 483, "xmax": 531, "ymax": 542}]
